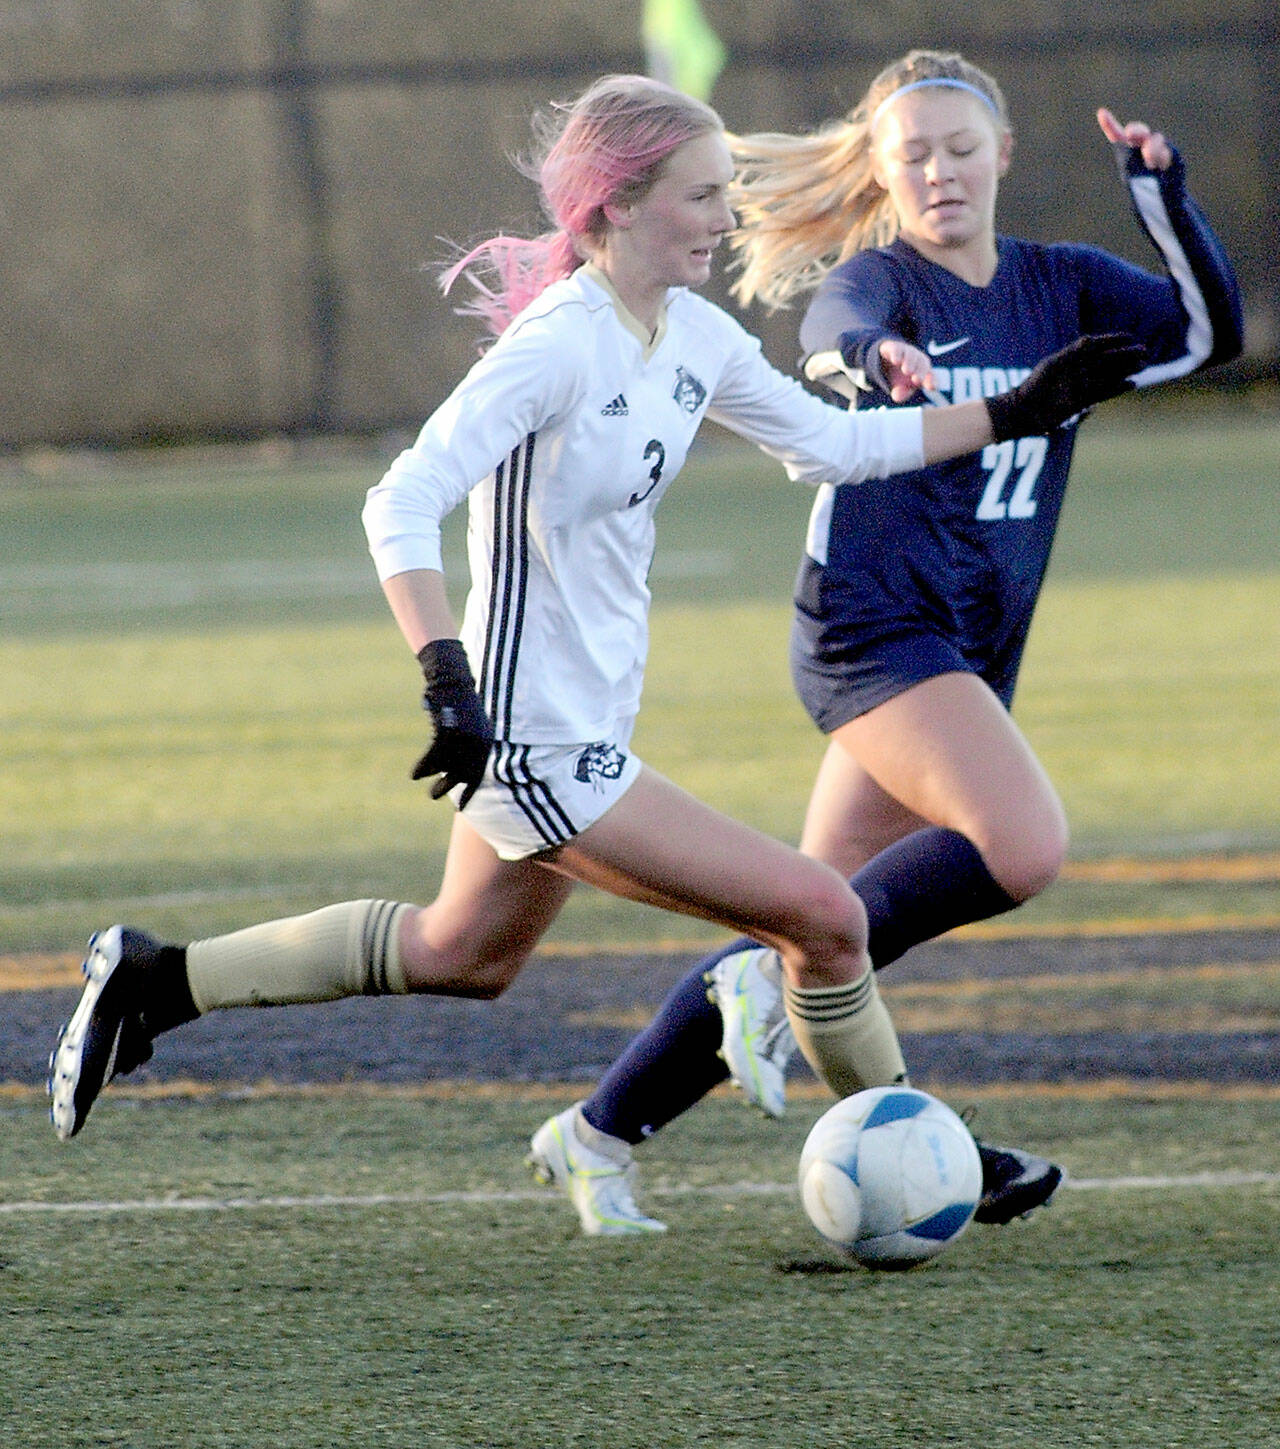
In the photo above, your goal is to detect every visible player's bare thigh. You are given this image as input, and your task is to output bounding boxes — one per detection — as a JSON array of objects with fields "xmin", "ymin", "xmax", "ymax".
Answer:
[
  {"xmin": 826, "ymin": 670, "xmax": 1067, "ymax": 898},
  {"xmin": 799, "ymin": 740, "xmax": 928, "ymax": 875},
  {"xmin": 556, "ymin": 764, "xmax": 867, "ymax": 988}
]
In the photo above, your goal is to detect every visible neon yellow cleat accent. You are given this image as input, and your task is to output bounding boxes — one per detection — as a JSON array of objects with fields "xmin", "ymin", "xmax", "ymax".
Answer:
[
  {"xmin": 705, "ymin": 947, "xmax": 795, "ymax": 1119},
  {"xmin": 527, "ymin": 1104, "xmax": 667, "ymax": 1237}
]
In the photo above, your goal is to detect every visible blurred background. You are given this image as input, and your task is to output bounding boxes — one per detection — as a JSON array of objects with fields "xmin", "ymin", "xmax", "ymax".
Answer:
[{"xmin": 2, "ymin": 0, "xmax": 1276, "ymax": 450}]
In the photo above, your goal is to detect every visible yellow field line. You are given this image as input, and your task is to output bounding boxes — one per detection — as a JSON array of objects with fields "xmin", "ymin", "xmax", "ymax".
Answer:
[
  {"xmin": 570, "ymin": 959, "xmax": 1280, "ymax": 1035},
  {"xmin": 522, "ymin": 911, "xmax": 1280, "ymax": 955},
  {"xmin": 1060, "ymin": 853, "xmax": 1280, "ymax": 883},
  {"xmin": 953, "ymin": 912, "xmax": 1280, "ymax": 941},
  {"xmin": 0, "ymin": 953, "xmax": 85, "ymax": 990},
  {"xmin": 572, "ymin": 1004, "xmax": 1277, "ymax": 1035},
  {"xmin": 559, "ymin": 961, "xmax": 1280, "ymax": 1026},
  {"xmin": 882, "ymin": 959, "xmax": 1280, "ymax": 999}
]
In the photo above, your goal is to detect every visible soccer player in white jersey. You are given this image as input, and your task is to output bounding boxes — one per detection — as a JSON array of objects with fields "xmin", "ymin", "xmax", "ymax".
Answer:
[
  {"xmin": 536, "ymin": 53, "xmax": 1242, "ymax": 1234},
  {"xmin": 50, "ymin": 74, "xmax": 1141, "ymax": 1230}
]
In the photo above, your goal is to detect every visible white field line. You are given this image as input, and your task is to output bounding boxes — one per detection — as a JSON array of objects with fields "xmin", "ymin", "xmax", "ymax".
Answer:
[
  {"xmin": 2, "ymin": 1170, "xmax": 1277, "ymax": 1218},
  {"xmin": 0, "ymin": 561, "xmax": 375, "ymax": 614}
]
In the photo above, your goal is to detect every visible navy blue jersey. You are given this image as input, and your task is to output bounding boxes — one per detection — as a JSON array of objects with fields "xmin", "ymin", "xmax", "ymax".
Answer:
[{"xmin": 789, "ymin": 146, "xmax": 1241, "ymax": 729}]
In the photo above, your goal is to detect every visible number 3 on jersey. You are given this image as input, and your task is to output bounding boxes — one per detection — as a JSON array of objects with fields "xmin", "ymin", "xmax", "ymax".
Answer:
[
  {"xmin": 976, "ymin": 437, "xmax": 1046, "ymax": 521},
  {"xmin": 629, "ymin": 439, "xmax": 666, "ymax": 507}
]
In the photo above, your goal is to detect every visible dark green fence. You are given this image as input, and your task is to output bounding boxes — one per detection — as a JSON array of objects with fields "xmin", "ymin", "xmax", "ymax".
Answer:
[{"xmin": 2, "ymin": 1, "xmax": 1274, "ymax": 446}]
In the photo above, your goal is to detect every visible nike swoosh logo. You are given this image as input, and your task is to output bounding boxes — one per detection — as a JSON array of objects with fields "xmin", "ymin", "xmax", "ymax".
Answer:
[{"xmin": 926, "ymin": 337, "xmax": 971, "ymax": 357}]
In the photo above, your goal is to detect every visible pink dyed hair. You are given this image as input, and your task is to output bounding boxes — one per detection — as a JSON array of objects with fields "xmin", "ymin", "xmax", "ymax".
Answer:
[{"xmin": 441, "ymin": 74, "xmax": 723, "ymax": 337}]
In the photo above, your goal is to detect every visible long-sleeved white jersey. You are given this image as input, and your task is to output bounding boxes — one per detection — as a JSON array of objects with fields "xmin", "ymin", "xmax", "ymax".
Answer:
[{"xmin": 362, "ymin": 265, "xmax": 924, "ymax": 744}]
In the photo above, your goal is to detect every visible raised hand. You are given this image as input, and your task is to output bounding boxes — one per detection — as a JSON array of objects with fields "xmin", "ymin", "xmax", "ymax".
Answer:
[{"xmin": 1097, "ymin": 108, "xmax": 1173, "ymax": 171}]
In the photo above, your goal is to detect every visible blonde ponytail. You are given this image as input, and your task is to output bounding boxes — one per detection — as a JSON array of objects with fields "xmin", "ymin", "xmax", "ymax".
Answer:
[
  {"xmin": 728, "ymin": 116, "xmax": 890, "ymax": 310},
  {"xmin": 729, "ymin": 50, "xmax": 1009, "ymax": 310}
]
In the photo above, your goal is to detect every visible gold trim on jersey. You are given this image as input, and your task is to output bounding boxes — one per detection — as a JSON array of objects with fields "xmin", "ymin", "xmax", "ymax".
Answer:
[{"xmin": 580, "ymin": 263, "xmax": 668, "ymax": 361}]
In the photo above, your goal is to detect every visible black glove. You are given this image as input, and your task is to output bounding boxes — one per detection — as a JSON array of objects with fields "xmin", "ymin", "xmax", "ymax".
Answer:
[
  {"xmin": 985, "ymin": 333, "xmax": 1146, "ymax": 443},
  {"xmin": 411, "ymin": 639, "xmax": 493, "ymax": 808}
]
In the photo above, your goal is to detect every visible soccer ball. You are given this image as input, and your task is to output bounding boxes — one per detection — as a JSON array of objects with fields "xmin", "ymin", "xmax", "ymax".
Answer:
[{"xmin": 798, "ymin": 1086, "xmax": 982, "ymax": 1271}]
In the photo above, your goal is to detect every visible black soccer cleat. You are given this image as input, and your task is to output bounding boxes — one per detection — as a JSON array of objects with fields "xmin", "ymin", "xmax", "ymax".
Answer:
[
  {"xmin": 48, "ymin": 926, "xmax": 159, "ymax": 1141},
  {"xmin": 973, "ymin": 1140, "xmax": 1064, "ymax": 1224}
]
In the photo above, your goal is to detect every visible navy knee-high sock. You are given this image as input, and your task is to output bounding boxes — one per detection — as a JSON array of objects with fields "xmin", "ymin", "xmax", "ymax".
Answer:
[
  {"xmin": 582, "ymin": 827, "xmax": 1019, "ymax": 1143},
  {"xmin": 582, "ymin": 963, "xmax": 729, "ymax": 1145},
  {"xmin": 852, "ymin": 826, "xmax": 1020, "ymax": 968}
]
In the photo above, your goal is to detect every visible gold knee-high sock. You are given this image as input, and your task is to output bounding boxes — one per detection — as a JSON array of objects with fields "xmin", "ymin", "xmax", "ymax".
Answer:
[
  {"xmin": 186, "ymin": 899, "xmax": 410, "ymax": 1013},
  {"xmin": 784, "ymin": 964, "xmax": 907, "ymax": 1097}
]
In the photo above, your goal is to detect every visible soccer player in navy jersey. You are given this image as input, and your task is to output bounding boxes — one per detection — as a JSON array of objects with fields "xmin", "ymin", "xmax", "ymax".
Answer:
[{"xmin": 530, "ymin": 49, "xmax": 1242, "ymax": 1234}]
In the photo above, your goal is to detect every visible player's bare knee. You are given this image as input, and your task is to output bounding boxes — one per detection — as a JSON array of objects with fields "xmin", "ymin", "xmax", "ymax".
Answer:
[
  {"xmin": 446, "ymin": 961, "xmax": 521, "ymax": 1000},
  {"xmin": 778, "ymin": 865, "xmax": 868, "ymax": 970},
  {"xmin": 986, "ymin": 820, "xmax": 1068, "ymax": 902},
  {"xmin": 412, "ymin": 952, "xmax": 528, "ymax": 1000},
  {"xmin": 399, "ymin": 909, "xmax": 533, "ymax": 997}
]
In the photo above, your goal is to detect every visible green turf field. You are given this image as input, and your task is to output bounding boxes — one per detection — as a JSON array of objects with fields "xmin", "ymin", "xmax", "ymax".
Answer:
[
  {"xmin": 2, "ymin": 411, "xmax": 1277, "ymax": 950},
  {"xmin": 3, "ymin": 414, "xmax": 1278, "ymax": 1446},
  {"xmin": 4, "ymin": 1091, "xmax": 1278, "ymax": 1448}
]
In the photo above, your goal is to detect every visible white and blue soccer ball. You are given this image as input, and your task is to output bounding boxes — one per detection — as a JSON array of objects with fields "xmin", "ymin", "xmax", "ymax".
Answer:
[{"xmin": 798, "ymin": 1086, "xmax": 982, "ymax": 1270}]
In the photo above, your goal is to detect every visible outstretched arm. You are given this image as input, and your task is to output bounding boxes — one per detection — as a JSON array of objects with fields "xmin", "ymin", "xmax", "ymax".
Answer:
[
  {"xmin": 1083, "ymin": 107, "xmax": 1242, "ymax": 378},
  {"xmin": 921, "ymin": 332, "xmax": 1145, "ymax": 462}
]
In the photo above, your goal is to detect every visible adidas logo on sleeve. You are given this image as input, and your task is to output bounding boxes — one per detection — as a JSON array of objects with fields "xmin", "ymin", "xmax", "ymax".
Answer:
[{"xmin": 601, "ymin": 394, "xmax": 629, "ymax": 416}]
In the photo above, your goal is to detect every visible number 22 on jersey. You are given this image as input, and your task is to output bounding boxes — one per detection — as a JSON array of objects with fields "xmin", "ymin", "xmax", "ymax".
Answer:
[{"xmin": 976, "ymin": 436, "xmax": 1046, "ymax": 521}]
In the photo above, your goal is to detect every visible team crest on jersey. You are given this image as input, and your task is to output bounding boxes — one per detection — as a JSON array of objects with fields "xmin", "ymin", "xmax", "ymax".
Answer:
[
  {"xmin": 672, "ymin": 366, "xmax": 706, "ymax": 414},
  {"xmin": 574, "ymin": 742, "xmax": 627, "ymax": 790}
]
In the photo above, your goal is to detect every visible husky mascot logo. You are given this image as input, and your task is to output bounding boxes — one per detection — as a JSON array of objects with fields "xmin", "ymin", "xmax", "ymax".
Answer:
[
  {"xmin": 672, "ymin": 365, "xmax": 707, "ymax": 414},
  {"xmin": 574, "ymin": 742, "xmax": 627, "ymax": 790}
]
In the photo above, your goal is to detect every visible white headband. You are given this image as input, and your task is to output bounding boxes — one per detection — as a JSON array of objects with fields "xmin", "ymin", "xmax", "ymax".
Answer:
[{"xmin": 869, "ymin": 78, "xmax": 1000, "ymax": 133}]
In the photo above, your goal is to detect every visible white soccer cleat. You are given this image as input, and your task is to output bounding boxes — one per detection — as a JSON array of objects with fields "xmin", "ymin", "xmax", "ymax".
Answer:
[
  {"xmin": 526, "ymin": 1104, "xmax": 667, "ymax": 1237},
  {"xmin": 705, "ymin": 946, "xmax": 796, "ymax": 1120}
]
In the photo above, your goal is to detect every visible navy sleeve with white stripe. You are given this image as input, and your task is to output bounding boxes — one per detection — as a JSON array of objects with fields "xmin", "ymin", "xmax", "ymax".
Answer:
[
  {"xmin": 797, "ymin": 257, "xmax": 904, "ymax": 396},
  {"xmin": 1073, "ymin": 145, "xmax": 1243, "ymax": 386},
  {"xmin": 798, "ymin": 142, "xmax": 1242, "ymax": 395}
]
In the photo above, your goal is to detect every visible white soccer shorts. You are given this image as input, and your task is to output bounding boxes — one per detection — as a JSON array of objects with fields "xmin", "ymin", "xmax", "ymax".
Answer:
[{"xmin": 446, "ymin": 725, "xmax": 642, "ymax": 860}]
